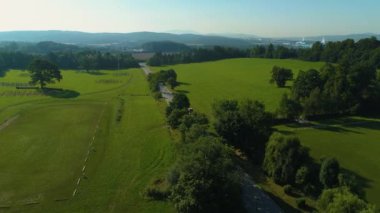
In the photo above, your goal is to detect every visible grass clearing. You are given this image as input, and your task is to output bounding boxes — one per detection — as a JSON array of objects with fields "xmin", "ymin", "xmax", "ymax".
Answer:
[
  {"xmin": 276, "ymin": 116, "xmax": 380, "ymax": 207},
  {"xmin": 0, "ymin": 69, "xmax": 174, "ymax": 212},
  {"xmin": 152, "ymin": 58, "xmax": 325, "ymax": 115}
]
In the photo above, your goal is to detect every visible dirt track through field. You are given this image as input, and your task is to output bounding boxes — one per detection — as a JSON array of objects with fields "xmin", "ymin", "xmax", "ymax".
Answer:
[{"xmin": 0, "ymin": 115, "xmax": 19, "ymax": 132}]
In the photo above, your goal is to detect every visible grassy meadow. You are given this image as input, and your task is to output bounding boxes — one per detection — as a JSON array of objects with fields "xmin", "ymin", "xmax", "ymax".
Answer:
[
  {"xmin": 0, "ymin": 69, "xmax": 174, "ymax": 212},
  {"xmin": 276, "ymin": 117, "xmax": 380, "ymax": 207},
  {"xmin": 152, "ymin": 58, "xmax": 325, "ymax": 115}
]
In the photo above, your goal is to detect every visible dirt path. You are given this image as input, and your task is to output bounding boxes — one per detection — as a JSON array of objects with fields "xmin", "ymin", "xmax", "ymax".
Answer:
[
  {"xmin": 139, "ymin": 63, "xmax": 173, "ymax": 103},
  {"xmin": 0, "ymin": 115, "xmax": 19, "ymax": 132}
]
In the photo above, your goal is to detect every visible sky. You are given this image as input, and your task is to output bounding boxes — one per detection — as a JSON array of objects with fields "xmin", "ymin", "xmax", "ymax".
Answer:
[{"xmin": 0, "ymin": 0, "xmax": 379, "ymax": 37}]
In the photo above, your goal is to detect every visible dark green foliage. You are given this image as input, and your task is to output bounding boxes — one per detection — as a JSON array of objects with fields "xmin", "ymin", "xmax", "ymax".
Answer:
[
  {"xmin": 28, "ymin": 59, "xmax": 62, "ymax": 88},
  {"xmin": 167, "ymin": 93, "xmax": 190, "ymax": 115},
  {"xmin": 318, "ymin": 187, "xmax": 375, "ymax": 213},
  {"xmin": 277, "ymin": 93, "xmax": 302, "ymax": 119},
  {"xmin": 295, "ymin": 166, "xmax": 311, "ymax": 186},
  {"xmin": 263, "ymin": 134, "xmax": 311, "ymax": 185},
  {"xmin": 283, "ymin": 184, "xmax": 294, "ymax": 195},
  {"xmin": 296, "ymin": 198, "xmax": 307, "ymax": 209},
  {"xmin": 167, "ymin": 109, "xmax": 188, "ymax": 128},
  {"xmin": 212, "ymin": 99, "xmax": 272, "ymax": 158},
  {"xmin": 179, "ymin": 112, "xmax": 209, "ymax": 142},
  {"xmin": 142, "ymin": 41, "xmax": 191, "ymax": 53},
  {"xmin": 292, "ymin": 69, "xmax": 322, "ymax": 100},
  {"xmin": 170, "ymin": 137, "xmax": 242, "ymax": 213},
  {"xmin": 270, "ymin": 66, "xmax": 293, "ymax": 87},
  {"xmin": 319, "ymin": 157, "xmax": 340, "ymax": 189},
  {"xmin": 143, "ymin": 186, "xmax": 169, "ymax": 201},
  {"xmin": 338, "ymin": 172, "xmax": 361, "ymax": 196},
  {"xmin": 148, "ymin": 46, "xmax": 247, "ymax": 66},
  {"xmin": 148, "ymin": 69, "xmax": 178, "ymax": 93}
]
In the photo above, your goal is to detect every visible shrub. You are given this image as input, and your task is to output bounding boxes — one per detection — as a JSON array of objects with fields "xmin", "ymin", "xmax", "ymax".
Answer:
[
  {"xmin": 296, "ymin": 198, "xmax": 307, "ymax": 209},
  {"xmin": 143, "ymin": 186, "xmax": 169, "ymax": 201}
]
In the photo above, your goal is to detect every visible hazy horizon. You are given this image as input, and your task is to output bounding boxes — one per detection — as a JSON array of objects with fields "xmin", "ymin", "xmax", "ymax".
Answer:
[{"xmin": 1, "ymin": 0, "xmax": 379, "ymax": 37}]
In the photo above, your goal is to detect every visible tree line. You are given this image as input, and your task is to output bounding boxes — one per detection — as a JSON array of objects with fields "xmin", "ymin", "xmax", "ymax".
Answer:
[
  {"xmin": 147, "ymin": 37, "xmax": 380, "ymax": 69},
  {"xmin": 0, "ymin": 50, "xmax": 139, "ymax": 71}
]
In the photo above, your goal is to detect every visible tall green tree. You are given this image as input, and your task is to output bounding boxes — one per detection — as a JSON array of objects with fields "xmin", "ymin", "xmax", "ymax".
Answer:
[
  {"xmin": 28, "ymin": 59, "xmax": 62, "ymax": 88},
  {"xmin": 270, "ymin": 66, "xmax": 293, "ymax": 87},
  {"xmin": 263, "ymin": 134, "xmax": 311, "ymax": 184},
  {"xmin": 318, "ymin": 187, "xmax": 375, "ymax": 213},
  {"xmin": 170, "ymin": 137, "xmax": 242, "ymax": 213},
  {"xmin": 319, "ymin": 157, "xmax": 340, "ymax": 189}
]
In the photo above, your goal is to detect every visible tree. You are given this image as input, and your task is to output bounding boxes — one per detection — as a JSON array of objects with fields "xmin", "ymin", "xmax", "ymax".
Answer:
[
  {"xmin": 167, "ymin": 109, "xmax": 188, "ymax": 128},
  {"xmin": 179, "ymin": 112, "xmax": 209, "ymax": 142},
  {"xmin": 293, "ymin": 69, "xmax": 322, "ymax": 100},
  {"xmin": 28, "ymin": 59, "xmax": 62, "ymax": 88},
  {"xmin": 170, "ymin": 137, "xmax": 242, "ymax": 213},
  {"xmin": 270, "ymin": 66, "xmax": 293, "ymax": 87},
  {"xmin": 318, "ymin": 187, "xmax": 375, "ymax": 213},
  {"xmin": 166, "ymin": 93, "xmax": 190, "ymax": 116},
  {"xmin": 277, "ymin": 93, "xmax": 302, "ymax": 119},
  {"xmin": 263, "ymin": 134, "xmax": 311, "ymax": 184},
  {"xmin": 319, "ymin": 157, "xmax": 340, "ymax": 189},
  {"xmin": 212, "ymin": 100, "xmax": 243, "ymax": 145}
]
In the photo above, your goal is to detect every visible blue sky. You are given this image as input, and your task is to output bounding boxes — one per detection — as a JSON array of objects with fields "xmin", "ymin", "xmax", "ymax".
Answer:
[{"xmin": 0, "ymin": 0, "xmax": 379, "ymax": 37}]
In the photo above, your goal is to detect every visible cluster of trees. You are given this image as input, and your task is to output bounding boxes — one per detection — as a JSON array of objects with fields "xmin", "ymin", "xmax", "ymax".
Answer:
[
  {"xmin": 148, "ymin": 46, "xmax": 247, "ymax": 66},
  {"xmin": 0, "ymin": 50, "xmax": 139, "ymax": 71},
  {"xmin": 145, "ymin": 93, "xmax": 243, "ymax": 213},
  {"xmin": 212, "ymin": 99, "xmax": 273, "ymax": 161},
  {"xmin": 46, "ymin": 51, "xmax": 139, "ymax": 70},
  {"xmin": 263, "ymin": 134, "xmax": 374, "ymax": 211},
  {"xmin": 277, "ymin": 62, "xmax": 380, "ymax": 119},
  {"xmin": 147, "ymin": 37, "xmax": 380, "ymax": 68},
  {"xmin": 147, "ymin": 69, "xmax": 178, "ymax": 98}
]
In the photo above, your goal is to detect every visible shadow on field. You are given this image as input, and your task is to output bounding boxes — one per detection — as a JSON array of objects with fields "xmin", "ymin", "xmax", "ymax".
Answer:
[
  {"xmin": 42, "ymin": 88, "xmax": 80, "ymax": 99},
  {"xmin": 341, "ymin": 168, "xmax": 373, "ymax": 201},
  {"xmin": 176, "ymin": 89, "xmax": 189, "ymax": 94},
  {"xmin": 177, "ymin": 81, "xmax": 191, "ymax": 86},
  {"xmin": 78, "ymin": 70, "xmax": 106, "ymax": 75},
  {"xmin": 285, "ymin": 116, "xmax": 380, "ymax": 134}
]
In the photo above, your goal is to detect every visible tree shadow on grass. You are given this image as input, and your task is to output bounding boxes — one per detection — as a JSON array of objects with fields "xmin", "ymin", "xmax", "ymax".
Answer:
[
  {"xmin": 340, "ymin": 168, "xmax": 373, "ymax": 201},
  {"xmin": 42, "ymin": 88, "xmax": 80, "ymax": 99},
  {"xmin": 78, "ymin": 70, "xmax": 106, "ymax": 75},
  {"xmin": 177, "ymin": 81, "xmax": 191, "ymax": 86},
  {"xmin": 175, "ymin": 89, "xmax": 189, "ymax": 94}
]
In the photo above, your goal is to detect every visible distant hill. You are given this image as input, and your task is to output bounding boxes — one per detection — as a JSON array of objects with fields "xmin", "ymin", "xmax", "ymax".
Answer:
[
  {"xmin": 141, "ymin": 41, "xmax": 191, "ymax": 52},
  {"xmin": 0, "ymin": 41, "xmax": 83, "ymax": 54},
  {"xmin": 0, "ymin": 31, "xmax": 253, "ymax": 48}
]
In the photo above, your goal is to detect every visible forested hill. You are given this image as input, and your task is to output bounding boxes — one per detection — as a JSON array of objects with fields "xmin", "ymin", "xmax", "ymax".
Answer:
[{"xmin": 0, "ymin": 31, "xmax": 252, "ymax": 48}]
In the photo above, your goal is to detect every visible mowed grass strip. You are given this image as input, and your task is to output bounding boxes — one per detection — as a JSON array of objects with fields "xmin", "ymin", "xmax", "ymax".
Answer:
[
  {"xmin": 153, "ymin": 58, "xmax": 325, "ymax": 115},
  {"xmin": 276, "ymin": 117, "xmax": 380, "ymax": 207},
  {"xmin": 0, "ymin": 103, "xmax": 104, "ymax": 204}
]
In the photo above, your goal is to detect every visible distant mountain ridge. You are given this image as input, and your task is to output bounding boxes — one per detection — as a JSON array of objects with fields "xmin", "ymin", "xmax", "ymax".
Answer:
[
  {"xmin": 0, "ymin": 31, "xmax": 378, "ymax": 50},
  {"xmin": 0, "ymin": 30, "xmax": 252, "ymax": 48}
]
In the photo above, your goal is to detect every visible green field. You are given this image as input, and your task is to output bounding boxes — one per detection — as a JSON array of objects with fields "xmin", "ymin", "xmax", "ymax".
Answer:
[
  {"xmin": 153, "ymin": 58, "xmax": 380, "ymax": 208},
  {"xmin": 0, "ymin": 69, "xmax": 174, "ymax": 212},
  {"xmin": 153, "ymin": 58, "xmax": 325, "ymax": 115},
  {"xmin": 276, "ymin": 117, "xmax": 380, "ymax": 207}
]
